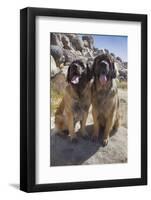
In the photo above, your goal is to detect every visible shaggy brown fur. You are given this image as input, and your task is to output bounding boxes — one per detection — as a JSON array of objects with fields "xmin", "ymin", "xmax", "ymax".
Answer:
[
  {"xmin": 54, "ymin": 60, "xmax": 92, "ymax": 141},
  {"xmin": 91, "ymin": 54, "xmax": 120, "ymax": 146}
]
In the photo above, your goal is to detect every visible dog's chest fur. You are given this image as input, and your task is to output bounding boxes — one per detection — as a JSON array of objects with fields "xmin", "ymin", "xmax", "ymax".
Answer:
[
  {"xmin": 97, "ymin": 91, "xmax": 115, "ymax": 113},
  {"xmin": 65, "ymin": 83, "xmax": 91, "ymax": 123},
  {"xmin": 72, "ymin": 87, "xmax": 90, "ymax": 122},
  {"xmin": 92, "ymin": 81, "xmax": 118, "ymax": 117},
  {"xmin": 72, "ymin": 97, "xmax": 89, "ymax": 122}
]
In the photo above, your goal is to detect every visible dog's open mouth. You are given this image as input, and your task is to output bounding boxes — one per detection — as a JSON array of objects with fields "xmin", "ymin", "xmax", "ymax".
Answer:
[
  {"xmin": 71, "ymin": 75, "xmax": 80, "ymax": 84},
  {"xmin": 99, "ymin": 74, "xmax": 107, "ymax": 85}
]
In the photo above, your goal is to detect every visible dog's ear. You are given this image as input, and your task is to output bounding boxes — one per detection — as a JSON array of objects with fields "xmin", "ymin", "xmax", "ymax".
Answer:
[
  {"xmin": 66, "ymin": 65, "xmax": 71, "ymax": 83},
  {"xmin": 111, "ymin": 62, "xmax": 119, "ymax": 79},
  {"xmin": 86, "ymin": 63, "xmax": 93, "ymax": 81},
  {"xmin": 91, "ymin": 57, "xmax": 97, "ymax": 77}
]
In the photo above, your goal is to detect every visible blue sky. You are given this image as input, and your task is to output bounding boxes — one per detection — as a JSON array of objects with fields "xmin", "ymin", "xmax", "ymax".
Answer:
[{"xmin": 80, "ymin": 34, "xmax": 128, "ymax": 62}]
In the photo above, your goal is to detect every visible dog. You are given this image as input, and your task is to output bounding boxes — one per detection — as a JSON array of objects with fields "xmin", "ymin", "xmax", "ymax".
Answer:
[
  {"xmin": 91, "ymin": 54, "xmax": 120, "ymax": 146},
  {"xmin": 54, "ymin": 59, "xmax": 92, "ymax": 141}
]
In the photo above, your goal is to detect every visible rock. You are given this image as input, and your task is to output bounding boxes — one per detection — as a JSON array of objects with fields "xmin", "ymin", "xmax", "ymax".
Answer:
[
  {"xmin": 61, "ymin": 34, "xmax": 74, "ymax": 50},
  {"xmin": 51, "ymin": 45, "xmax": 65, "ymax": 67},
  {"xmin": 50, "ymin": 125, "xmax": 127, "ymax": 166},
  {"xmin": 93, "ymin": 48, "xmax": 109, "ymax": 56},
  {"xmin": 114, "ymin": 60, "xmax": 127, "ymax": 81},
  {"xmin": 66, "ymin": 33, "xmax": 77, "ymax": 40},
  {"xmin": 93, "ymin": 49, "xmax": 100, "ymax": 57},
  {"xmin": 118, "ymin": 69, "xmax": 127, "ymax": 80},
  {"xmin": 116, "ymin": 56, "xmax": 123, "ymax": 63},
  {"xmin": 83, "ymin": 40, "xmax": 89, "ymax": 48},
  {"xmin": 119, "ymin": 76, "xmax": 125, "ymax": 81},
  {"xmin": 75, "ymin": 50, "xmax": 82, "ymax": 56},
  {"xmin": 104, "ymin": 48, "xmax": 109, "ymax": 54},
  {"xmin": 110, "ymin": 52, "xmax": 115, "ymax": 58},
  {"xmin": 63, "ymin": 49, "xmax": 77, "ymax": 64},
  {"xmin": 123, "ymin": 62, "xmax": 128, "ymax": 69},
  {"xmin": 50, "ymin": 33, "xmax": 128, "ymax": 85},
  {"xmin": 82, "ymin": 35, "xmax": 94, "ymax": 49},
  {"xmin": 63, "ymin": 49, "xmax": 85, "ymax": 65},
  {"xmin": 51, "ymin": 33, "xmax": 63, "ymax": 47},
  {"xmin": 114, "ymin": 61, "xmax": 121, "ymax": 70},
  {"xmin": 50, "ymin": 56, "xmax": 60, "ymax": 77},
  {"xmin": 71, "ymin": 36, "xmax": 84, "ymax": 52},
  {"xmin": 82, "ymin": 47, "xmax": 94, "ymax": 59}
]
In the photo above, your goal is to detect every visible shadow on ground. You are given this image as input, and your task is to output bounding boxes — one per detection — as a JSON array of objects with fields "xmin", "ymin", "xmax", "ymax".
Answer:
[{"xmin": 50, "ymin": 125, "xmax": 127, "ymax": 166}]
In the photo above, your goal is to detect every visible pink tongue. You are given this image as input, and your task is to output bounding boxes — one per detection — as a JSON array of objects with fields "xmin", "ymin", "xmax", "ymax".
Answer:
[
  {"xmin": 71, "ymin": 76, "xmax": 79, "ymax": 84},
  {"xmin": 99, "ymin": 75, "xmax": 107, "ymax": 85}
]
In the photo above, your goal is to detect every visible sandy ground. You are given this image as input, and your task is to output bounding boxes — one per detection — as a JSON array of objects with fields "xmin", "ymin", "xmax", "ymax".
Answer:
[{"xmin": 50, "ymin": 89, "xmax": 127, "ymax": 166}]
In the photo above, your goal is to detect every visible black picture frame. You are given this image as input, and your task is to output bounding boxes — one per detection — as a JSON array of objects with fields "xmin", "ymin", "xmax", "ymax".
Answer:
[{"xmin": 20, "ymin": 7, "xmax": 147, "ymax": 192}]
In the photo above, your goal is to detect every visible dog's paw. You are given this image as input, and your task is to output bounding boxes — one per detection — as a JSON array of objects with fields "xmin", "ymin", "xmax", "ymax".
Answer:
[
  {"xmin": 71, "ymin": 137, "xmax": 78, "ymax": 143},
  {"xmin": 80, "ymin": 129, "xmax": 89, "ymax": 139},
  {"xmin": 82, "ymin": 134, "xmax": 89, "ymax": 140},
  {"xmin": 102, "ymin": 138, "xmax": 109, "ymax": 146},
  {"xmin": 69, "ymin": 134, "xmax": 78, "ymax": 143},
  {"xmin": 91, "ymin": 135, "xmax": 99, "ymax": 143}
]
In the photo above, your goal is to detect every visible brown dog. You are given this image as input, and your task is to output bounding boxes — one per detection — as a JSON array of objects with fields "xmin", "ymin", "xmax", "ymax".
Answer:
[
  {"xmin": 54, "ymin": 59, "xmax": 92, "ymax": 141},
  {"xmin": 91, "ymin": 54, "xmax": 120, "ymax": 146}
]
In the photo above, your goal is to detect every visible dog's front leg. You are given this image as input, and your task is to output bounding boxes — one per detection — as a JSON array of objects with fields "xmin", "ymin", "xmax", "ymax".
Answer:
[
  {"xmin": 92, "ymin": 108, "xmax": 99, "ymax": 142},
  {"xmin": 80, "ymin": 111, "xmax": 89, "ymax": 138},
  {"xmin": 103, "ymin": 117, "xmax": 114, "ymax": 146},
  {"xmin": 66, "ymin": 111, "xmax": 77, "ymax": 142}
]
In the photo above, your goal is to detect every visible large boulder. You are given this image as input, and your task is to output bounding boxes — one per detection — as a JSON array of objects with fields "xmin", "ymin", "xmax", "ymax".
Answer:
[
  {"xmin": 50, "ymin": 126, "xmax": 127, "ymax": 166},
  {"xmin": 50, "ymin": 56, "xmax": 61, "ymax": 78},
  {"xmin": 110, "ymin": 52, "xmax": 115, "ymax": 58},
  {"xmin": 51, "ymin": 33, "xmax": 63, "ymax": 47},
  {"xmin": 50, "ymin": 33, "xmax": 128, "ymax": 82},
  {"xmin": 116, "ymin": 56, "xmax": 123, "ymax": 63},
  {"xmin": 82, "ymin": 35, "xmax": 94, "ymax": 49},
  {"xmin": 118, "ymin": 68, "xmax": 127, "ymax": 80},
  {"xmin": 61, "ymin": 34, "xmax": 74, "ymax": 50},
  {"xmin": 51, "ymin": 45, "xmax": 65, "ymax": 67},
  {"xmin": 63, "ymin": 49, "xmax": 86, "ymax": 65},
  {"xmin": 71, "ymin": 36, "xmax": 84, "ymax": 52},
  {"xmin": 104, "ymin": 48, "xmax": 109, "ymax": 54},
  {"xmin": 123, "ymin": 62, "xmax": 128, "ymax": 69},
  {"xmin": 65, "ymin": 33, "xmax": 77, "ymax": 40},
  {"xmin": 82, "ymin": 47, "xmax": 94, "ymax": 59},
  {"xmin": 83, "ymin": 39, "xmax": 89, "ymax": 48},
  {"xmin": 63, "ymin": 49, "xmax": 78, "ymax": 65}
]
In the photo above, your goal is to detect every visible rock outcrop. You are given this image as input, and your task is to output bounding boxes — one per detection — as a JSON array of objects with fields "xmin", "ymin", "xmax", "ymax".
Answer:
[{"xmin": 50, "ymin": 33, "xmax": 128, "ymax": 81}]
